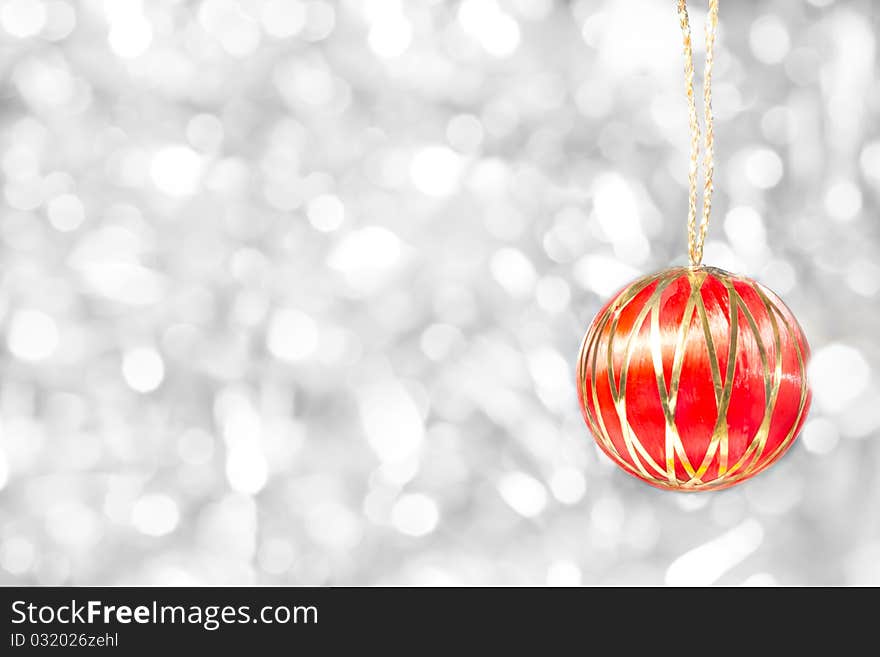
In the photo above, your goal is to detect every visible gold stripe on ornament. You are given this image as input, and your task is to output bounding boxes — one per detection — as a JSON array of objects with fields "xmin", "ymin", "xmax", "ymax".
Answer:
[
  {"xmin": 686, "ymin": 276, "xmax": 737, "ymax": 486},
  {"xmin": 581, "ymin": 292, "xmax": 629, "ymax": 466},
  {"xmin": 583, "ymin": 307, "xmax": 623, "ymax": 463},
  {"xmin": 580, "ymin": 272, "xmax": 668, "ymax": 475},
  {"xmin": 617, "ymin": 279, "xmax": 673, "ymax": 479},
  {"xmin": 649, "ymin": 271, "xmax": 700, "ymax": 482},
  {"xmin": 721, "ymin": 280, "xmax": 783, "ymax": 480},
  {"xmin": 734, "ymin": 283, "xmax": 809, "ymax": 476}
]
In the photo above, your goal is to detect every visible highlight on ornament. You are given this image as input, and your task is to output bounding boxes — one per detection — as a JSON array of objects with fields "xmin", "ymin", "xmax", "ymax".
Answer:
[{"xmin": 576, "ymin": 267, "xmax": 811, "ymax": 491}]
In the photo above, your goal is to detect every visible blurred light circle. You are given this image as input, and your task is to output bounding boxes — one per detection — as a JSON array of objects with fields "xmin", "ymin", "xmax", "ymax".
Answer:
[
  {"xmin": 122, "ymin": 347, "xmax": 165, "ymax": 393},
  {"xmin": 150, "ymin": 146, "xmax": 202, "ymax": 197},
  {"xmin": 302, "ymin": 0, "xmax": 335, "ymax": 42},
  {"xmin": 368, "ymin": 13, "xmax": 412, "ymax": 58},
  {"xmin": 458, "ymin": 0, "xmax": 520, "ymax": 58},
  {"xmin": 0, "ymin": 536, "xmax": 35, "ymax": 575},
  {"xmin": 225, "ymin": 443, "xmax": 268, "ymax": 494},
  {"xmin": 266, "ymin": 308, "xmax": 319, "ymax": 362},
  {"xmin": 800, "ymin": 418, "xmax": 840, "ymax": 455},
  {"xmin": 527, "ymin": 346, "xmax": 569, "ymax": 408},
  {"xmin": 676, "ymin": 494, "xmax": 710, "ymax": 512},
  {"xmin": 749, "ymin": 15, "xmax": 790, "ymax": 64},
  {"xmin": 369, "ymin": 148, "xmax": 409, "ymax": 189},
  {"xmin": 846, "ymin": 259, "xmax": 880, "ymax": 297},
  {"xmin": 420, "ymin": 323, "xmax": 463, "ymax": 361},
  {"xmin": 760, "ymin": 106, "xmax": 797, "ymax": 145},
  {"xmin": 41, "ymin": 0, "xmax": 75, "ymax": 41},
  {"xmin": 573, "ymin": 254, "xmax": 640, "ymax": 297},
  {"xmin": 13, "ymin": 57, "xmax": 75, "ymax": 107},
  {"xmin": 760, "ymin": 259, "xmax": 796, "ymax": 296},
  {"xmin": 131, "ymin": 494, "xmax": 180, "ymax": 537},
  {"xmin": 359, "ymin": 381, "xmax": 424, "ymax": 463},
  {"xmin": 744, "ymin": 147, "xmax": 784, "ymax": 189},
  {"xmin": 391, "ymin": 493, "xmax": 439, "ymax": 537},
  {"xmin": 378, "ymin": 454, "xmax": 419, "ymax": 486},
  {"xmin": 824, "ymin": 179, "xmax": 862, "ymax": 222},
  {"xmin": 549, "ymin": 467, "xmax": 586, "ymax": 505},
  {"xmin": 7, "ymin": 309, "xmax": 59, "ymax": 362},
  {"xmin": 42, "ymin": 170, "xmax": 75, "ymax": 197},
  {"xmin": 480, "ymin": 12, "xmax": 520, "ymax": 57},
  {"xmin": 592, "ymin": 172, "xmax": 649, "ymax": 264},
  {"xmin": 1, "ymin": 0, "xmax": 46, "ymax": 38},
  {"xmin": 198, "ymin": 0, "xmax": 261, "ymax": 57},
  {"xmin": 327, "ymin": 226, "xmax": 403, "ymax": 292},
  {"xmin": 46, "ymin": 193, "xmax": 85, "ymax": 232},
  {"xmin": 809, "ymin": 343, "xmax": 870, "ymax": 413},
  {"xmin": 535, "ymin": 275, "xmax": 571, "ymax": 313},
  {"xmin": 498, "ymin": 471, "xmax": 547, "ymax": 518},
  {"xmin": 859, "ymin": 141, "xmax": 880, "ymax": 181},
  {"xmin": 107, "ymin": 15, "xmax": 153, "ymax": 59},
  {"xmin": 260, "ymin": 0, "xmax": 306, "ymax": 38},
  {"xmin": 306, "ymin": 193, "xmax": 345, "ymax": 232},
  {"xmin": 490, "ymin": 247, "xmax": 536, "ymax": 298},
  {"xmin": 409, "ymin": 145, "xmax": 463, "ymax": 197},
  {"xmin": 724, "ymin": 206, "xmax": 766, "ymax": 254}
]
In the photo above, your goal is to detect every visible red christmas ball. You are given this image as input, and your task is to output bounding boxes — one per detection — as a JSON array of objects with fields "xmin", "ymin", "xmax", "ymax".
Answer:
[{"xmin": 576, "ymin": 266, "xmax": 811, "ymax": 491}]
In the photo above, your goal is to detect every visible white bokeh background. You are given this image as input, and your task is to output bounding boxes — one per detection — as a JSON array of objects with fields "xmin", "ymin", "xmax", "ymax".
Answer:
[{"xmin": 0, "ymin": 0, "xmax": 878, "ymax": 585}]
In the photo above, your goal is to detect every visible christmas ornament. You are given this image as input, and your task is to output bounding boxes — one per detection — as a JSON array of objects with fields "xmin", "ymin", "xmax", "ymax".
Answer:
[{"xmin": 575, "ymin": 0, "xmax": 811, "ymax": 491}]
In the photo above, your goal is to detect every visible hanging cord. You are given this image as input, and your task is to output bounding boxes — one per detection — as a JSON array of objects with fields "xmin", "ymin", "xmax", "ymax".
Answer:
[{"xmin": 677, "ymin": 0, "xmax": 719, "ymax": 267}]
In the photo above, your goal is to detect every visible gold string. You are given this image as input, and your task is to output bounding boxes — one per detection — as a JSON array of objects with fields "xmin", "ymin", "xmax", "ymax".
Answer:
[{"xmin": 677, "ymin": 0, "xmax": 719, "ymax": 267}]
